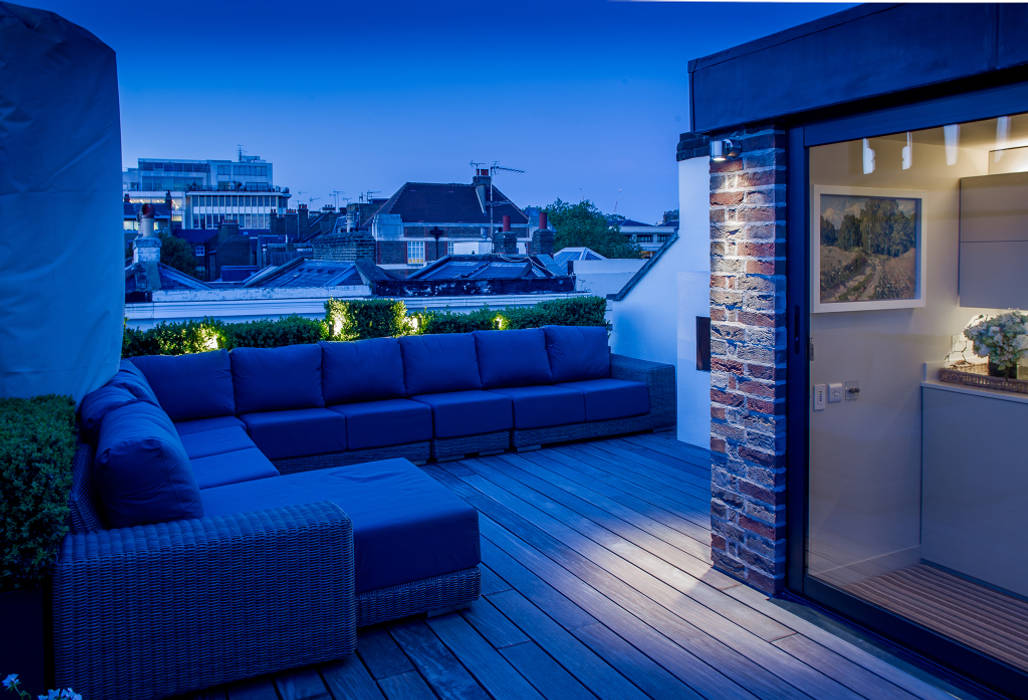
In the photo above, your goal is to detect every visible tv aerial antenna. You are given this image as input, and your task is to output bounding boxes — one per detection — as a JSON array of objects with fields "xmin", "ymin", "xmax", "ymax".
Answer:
[{"xmin": 472, "ymin": 161, "xmax": 526, "ymax": 240}]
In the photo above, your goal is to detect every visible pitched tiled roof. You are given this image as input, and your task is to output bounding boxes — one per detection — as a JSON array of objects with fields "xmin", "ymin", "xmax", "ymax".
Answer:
[{"xmin": 374, "ymin": 182, "xmax": 527, "ymax": 225}]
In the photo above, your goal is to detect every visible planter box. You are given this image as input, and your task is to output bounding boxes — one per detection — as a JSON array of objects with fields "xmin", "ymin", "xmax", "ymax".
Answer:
[{"xmin": 0, "ymin": 587, "xmax": 51, "ymax": 694}]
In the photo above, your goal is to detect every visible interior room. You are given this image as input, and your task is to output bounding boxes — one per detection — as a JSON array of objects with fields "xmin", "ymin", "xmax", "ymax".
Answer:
[{"xmin": 806, "ymin": 113, "xmax": 1028, "ymax": 673}]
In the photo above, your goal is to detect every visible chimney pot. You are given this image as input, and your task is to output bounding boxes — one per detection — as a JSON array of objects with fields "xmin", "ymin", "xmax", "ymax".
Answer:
[
  {"xmin": 502, "ymin": 215, "xmax": 511, "ymax": 232},
  {"xmin": 539, "ymin": 211, "xmax": 548, "ymax": 230}
]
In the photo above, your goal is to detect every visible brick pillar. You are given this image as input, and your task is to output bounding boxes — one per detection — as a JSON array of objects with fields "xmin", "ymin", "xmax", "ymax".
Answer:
[{"xmin": 708, "ymin": 127, "xmax": 788, "ymax": 594}]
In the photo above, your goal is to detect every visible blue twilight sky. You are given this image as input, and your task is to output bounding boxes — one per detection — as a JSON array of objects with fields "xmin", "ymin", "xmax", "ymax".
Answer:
[{"xmin": 36, "ymin": 0, "xmax": 846, "ymax": 222}]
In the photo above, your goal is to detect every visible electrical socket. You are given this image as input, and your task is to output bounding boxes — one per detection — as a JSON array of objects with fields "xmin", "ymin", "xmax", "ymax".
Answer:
[
  {"xmin": 813, "ymin": 384, "xmax": 826, "ymax": 411},
  {"xmin": 828, "ymin": 382, "xmax": 844, "ymax": 403}
]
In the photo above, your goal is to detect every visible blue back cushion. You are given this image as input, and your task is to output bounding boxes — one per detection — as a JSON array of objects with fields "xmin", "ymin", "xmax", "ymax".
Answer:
[
  {"xmin": 474, "ymin": 329, "xmax": 552, "ymax": 388},
  {"xmin": 399, "ymin": 333, "xmax": 481, "ymax": 395},
  {"xmin": 108, "ymin": 360, "xmax": 161, "ymax": 406},
  {"xmin": 94, "ymin": 402, "xmax": 203, "ymax": 528},
  {"xmin": 79, "ymin": 383, "xmax": 139, "ymax": 439},
  {"xmin": 543, "ymin": 325, "xmax": 611, "ymax": 382},
  {"xmin": 130, "ymin": 350, "xmax": 236, "ymax": 422},
  {"xmin": 231, "ymin": 344, "xmax": 324, "ymax": 413},
  {"xmin": 321, "ymin": 338, "xmax": 406, "ymax": 404}
]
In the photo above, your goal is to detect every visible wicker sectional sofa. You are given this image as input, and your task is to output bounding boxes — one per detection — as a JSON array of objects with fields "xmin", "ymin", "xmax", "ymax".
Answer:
[{"xmin": 55, "ymin": 325, "xmax": 675, "ymax": 699}]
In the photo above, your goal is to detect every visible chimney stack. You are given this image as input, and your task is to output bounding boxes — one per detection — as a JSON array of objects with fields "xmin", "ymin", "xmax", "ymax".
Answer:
[
  {"xmin": 532, "ymin": 211, "xmax": 555, "ymax": 255},
  {"xmin": 498, "ymin": 214, "xmax": 518, "ymax": 254},
  {"xmin": 132, "ymin": 202, "xmax": 162, "ymax": 290}
]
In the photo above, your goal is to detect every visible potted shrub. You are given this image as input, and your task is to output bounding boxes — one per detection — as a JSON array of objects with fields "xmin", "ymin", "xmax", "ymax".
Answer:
[{"xmin": 0, "ymin": 396, "xmax": 77, "ymax": 694}]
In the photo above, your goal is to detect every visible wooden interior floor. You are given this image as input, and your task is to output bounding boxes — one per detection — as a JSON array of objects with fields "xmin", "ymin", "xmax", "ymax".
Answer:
[
  {"xmin": 186, "ymin": 434, "xmax": 968, "ymax": 700},
  {"xmin": 845, "ymin": 563, "xmax": 1028, "ymax": 674}
]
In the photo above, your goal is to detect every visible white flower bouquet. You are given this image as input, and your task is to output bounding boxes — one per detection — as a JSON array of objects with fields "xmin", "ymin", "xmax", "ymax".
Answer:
[{"xmin": 963, "ymin": 311, "xmax": 1028, "ymax": 377}]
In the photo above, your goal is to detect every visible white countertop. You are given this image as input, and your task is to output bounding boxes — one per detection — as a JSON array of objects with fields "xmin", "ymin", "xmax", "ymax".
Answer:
[{"xmin": 922, "ymin": 362, "xmax": 1028, "ymax": 405}]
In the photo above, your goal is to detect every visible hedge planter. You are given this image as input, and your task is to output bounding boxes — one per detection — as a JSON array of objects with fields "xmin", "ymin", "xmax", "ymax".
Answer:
[{"xmin": 0, "ymin": 586, "xmax": 52, "ymax": 693}]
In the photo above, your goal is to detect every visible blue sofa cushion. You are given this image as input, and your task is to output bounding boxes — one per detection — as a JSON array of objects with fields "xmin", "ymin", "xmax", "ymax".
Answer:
[
  {"xmin": 79, "ymin": 383, "xmax": 138, "ymax": 438},
  {"xmin": 473, "ymin": 329, "xmax": 552, "ymax": 388},
  {"xmin": 399, "ymin": 334, "xmax": 481, "ymax": 395},
  {"xmin": 190, "ymin": 447, "xmax": 279, "ymax": 489},
  {"xmin": 543, "ymin": 326, "xmax": 611, "ymax": 383},
  {"xmin": 411, "ymin": 391, "xmax": 512, "ymax": 438},
  {"xmin": 201, "ymin": 458, "xmax": 480, "ymax": 593},
  {"xmin": 328, "ymin": 399, "xmax": 432, "ymax": 450},
  {"xmin": 487, "ymin": 385, "xmax": 586, "ymax": 429},
  {"xmin": 130, "ymin": 350, "xmax": 235, "ymax": 421},
  {"xmin": 322, "ymin": 338, "xmax": 406, "ymax": 404},
  {"xmin": 231, "ymin": 345, "xmax": 324, "ymax": 414},
  {"xmin": 94, "ymin": 402, "xmax": 203, "ymax": 527},
  {"xmin": 558, "ymin": 378, "xmax": 649, "ymax": 421},
  {"xmin": 241, "ymin": 408, "xmax": 347, "ymax": 460},
  {"xmin": 180, "ymin": 426, "xmax": 256, "ymax": 460},
  {"xmin": 174, "ymin": 415, "xmax": 246, "ymax": 436},
  {"xmin": 108, "ymin": 360, "xmax": 161, "ymax": 406}
]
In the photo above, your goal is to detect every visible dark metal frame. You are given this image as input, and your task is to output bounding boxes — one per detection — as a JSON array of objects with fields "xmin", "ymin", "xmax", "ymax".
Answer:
[{"xmin": 785, "ymin": 79, "xmax": 1028, "ymax": 698}]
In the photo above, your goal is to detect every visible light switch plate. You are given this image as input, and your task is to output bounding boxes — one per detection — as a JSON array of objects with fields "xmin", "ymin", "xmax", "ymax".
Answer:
[
  {"xmin": 813, "ymin": 384, "xmax": 826, "ymax": 411},
  {"xmin": 844, "ymin": 380, "xmax": 860, "ymax": 400},
  {"xmin": 828, "ymin": 382, "xmax": 844, "ymax": 403}
]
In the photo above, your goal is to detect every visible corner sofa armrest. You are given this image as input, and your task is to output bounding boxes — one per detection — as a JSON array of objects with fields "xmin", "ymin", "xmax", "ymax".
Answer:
[
  {"xmin": 610, "ymin": 354, "xmax": 676, "ymax": 428},
  {"xmin": 52, "ymin": 502, "xmax": 357, "ymax": 699}
]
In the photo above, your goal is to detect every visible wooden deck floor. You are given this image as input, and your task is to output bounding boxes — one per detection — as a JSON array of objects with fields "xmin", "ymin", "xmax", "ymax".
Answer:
[{"xmin": 193, "ymin": 434, "xmax": 973, "ymax": 700}]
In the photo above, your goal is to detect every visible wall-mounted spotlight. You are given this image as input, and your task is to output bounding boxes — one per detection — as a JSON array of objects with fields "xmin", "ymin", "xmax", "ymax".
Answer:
[{"xmin": 710, "ymin": 139, "xmax": 740, "ymax": 162}]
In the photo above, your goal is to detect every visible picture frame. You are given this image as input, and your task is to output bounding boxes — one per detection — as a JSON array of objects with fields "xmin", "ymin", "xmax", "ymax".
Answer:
[{"xmin": 811, "ymin": 185, "xmax": 927, "ymax": 313}]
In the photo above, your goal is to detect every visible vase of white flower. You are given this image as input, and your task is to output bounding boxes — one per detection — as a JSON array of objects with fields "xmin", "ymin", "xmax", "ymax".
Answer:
[{"xmin": 964, "ymin": 311, "xmax": 1028, "ymax": 379}]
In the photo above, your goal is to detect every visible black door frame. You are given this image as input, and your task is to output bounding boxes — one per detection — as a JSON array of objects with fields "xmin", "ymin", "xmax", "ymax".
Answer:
[{"xmin": 785, "ymin": 80, "xmax": 1028, "ymax": 697}]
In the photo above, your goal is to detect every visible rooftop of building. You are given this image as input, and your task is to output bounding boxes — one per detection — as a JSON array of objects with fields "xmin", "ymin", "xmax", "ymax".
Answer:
[{"xmin": 374, "ymin": 180, "xmax": 527, "ymax": 225}]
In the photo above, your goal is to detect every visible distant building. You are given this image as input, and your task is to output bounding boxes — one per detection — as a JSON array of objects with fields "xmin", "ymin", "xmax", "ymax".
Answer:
[
  {"xmin": 373, "ymin": 254, "xmax": 572, "ymax": 296},
  {"xmin": 616, "ymin": 217, "xmax": 678, "ymax": 254},
  {"xmin": 123, "ymin": 151, "xmax": 289, "ymax": 232},
  {"xmin": 123, "ymin": 195, "xmax": 172, "ymax": 255},
  {"xmin": 369, "ymin": 169, "xmax": 529, "ymax": 268}
]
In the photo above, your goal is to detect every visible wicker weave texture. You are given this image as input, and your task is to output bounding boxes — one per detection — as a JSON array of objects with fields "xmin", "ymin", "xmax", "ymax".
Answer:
[
  {"xmin": 358, "ymin": 567, "xmax": 481, "ymax": 627},
  {"xmin": 67, "ymin": 443, "xmax": 102, "ymax": 533},
  {"xmin": 432, "ymin": 431, "xmax": 511, "ymax": 461},
  {"xmin": 52, "ymin": 502, "xmax": 357, "ymax": 700},
  {"xmin": 611, "ymin": 353, "xmax": 677, "ymax": 427},
  {"xmin": 274, "ymin": 441, "xmax": 431, "ymax": 473}
]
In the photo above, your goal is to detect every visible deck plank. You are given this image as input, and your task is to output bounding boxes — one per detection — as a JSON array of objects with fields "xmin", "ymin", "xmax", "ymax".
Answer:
[
  {"xmin": 426, "ymin": 613, "xmax": 545, "ymax": 699},
  {"xmin": 209, "ymin": 435, "xmax": 965, "ymax": 700},
  {"xmin": 388, "ymin": 618, "xmax": 490, "ymax": 700},
  {"xmin": 320, "ymin": 656, "xmax": 385, "ymax": 700}
]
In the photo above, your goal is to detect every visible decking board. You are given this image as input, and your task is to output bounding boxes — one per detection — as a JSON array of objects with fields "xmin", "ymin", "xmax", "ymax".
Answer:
[{"xmin": 197, "ymin": 434, "xmax": 966, "ymax": 699}]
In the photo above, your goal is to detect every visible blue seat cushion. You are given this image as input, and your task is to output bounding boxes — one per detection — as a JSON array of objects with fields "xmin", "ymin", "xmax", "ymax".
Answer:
[
  {"xmin": 108, "ymin": 360, "xmax": 161, "ymax": 407},
  {"xmin": 328, "ymin": 399, "xmax": 432, "ymax": 450},
  {"xmin": 322, "ymin": 338, "xmax": 406, "ymax": 404},
  {"xmin": 474, "ymin": 329, "xmax": 552, "ymax": 388},
  {"xmin": 543, "ymin": 326, "xmax": 611, "ymax": 383},
  {"xmin": 190, "ymin": 447, "xmax": 279, "ymax": 489},
  {"xmin": 240, "ymin": 408, "xmax": 347, "ymax": 460},
  {"xmin": 180, "ymin": 426, "xmax": 256, "ymax": 460},
  {"xmin": 130, "ymin": 350, "xmax": 235, "ymax": 421},
  {"xmin": 231, "ymin": 345, "xmax": 324, "ymax": 413},
  {"xmin": 399, "ymin": 334, "xmax": 481, "ymax": 395},
  {"xmin": 557, "ymin": 379, "xmax": 649, "ymax": 421},
  {"xmin": 94, "ymin": 401, "xmax": 203, "ymax": 528},
  {"xmin": 175, "ymin": 415, "xmax": 246, "ymax": 436},
  {"xmin": 411, "ymin": 391, "xmax": 512, "ymax": 438},
  {"xmin": 79, "ymin": 383, "xmax": 138, "ymax": 438},
  {"xmin": 487, "ymin": 385, "xmax": 586, "ymax": 429},
  {"xmin": 200, "ymin": 458, "xmax": 480, "ymax": 593}
]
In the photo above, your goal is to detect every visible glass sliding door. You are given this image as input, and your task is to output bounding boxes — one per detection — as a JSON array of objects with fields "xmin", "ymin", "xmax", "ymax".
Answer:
[{"xmin": 801, "ymin": 110, "xmax": 1028, "ymax": 693}]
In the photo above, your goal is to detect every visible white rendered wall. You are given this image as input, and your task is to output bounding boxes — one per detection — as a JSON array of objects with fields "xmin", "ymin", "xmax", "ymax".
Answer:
[{"xmin": 608, "ymin": 155, "xmax": 710, "ymax": 448}]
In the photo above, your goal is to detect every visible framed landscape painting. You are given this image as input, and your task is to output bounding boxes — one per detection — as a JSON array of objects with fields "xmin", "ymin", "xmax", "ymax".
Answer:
[{"xmin": 812, "ymin": 186, "xmax": 926, "ymax": 313}]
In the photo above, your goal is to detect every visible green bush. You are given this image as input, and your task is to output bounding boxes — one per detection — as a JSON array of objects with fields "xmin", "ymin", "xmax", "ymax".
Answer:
[
  {"xmin": 419, "ymin": 308, "xmax": 498, "ymax": 335},
  {"xmin": 224, "ymin": 316, "xmax": 328, "ymax": 349},
  {"xmin": 325, "ymin": 299, "xmax": 408, "ymax": 341},
  {"xmin": 507, "ymin": 296, "xmax": 609, "ymax": 329},
  {"xmin": 1, "ymin": 395, "xmax": 77, "ymax": 591},
  {"xmin": 122, "ymin": 316, "xmax": 328, "ymax": 357}
]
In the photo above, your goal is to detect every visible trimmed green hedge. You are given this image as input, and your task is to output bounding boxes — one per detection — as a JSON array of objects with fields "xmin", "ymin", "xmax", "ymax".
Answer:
[
  {"xmin": 122, "ymin": 296, "xmax": 608, "ymax": 356},
  {"xmin": 123, "ymin": 315, "xmax": 328, "ymax": 357},
  {"xmin": 1, "ymin": 395, "xmax": 77, "ymax": 591},
  {"xmin": 325, "ymin": 298, "xmax": 408, "ymax": 341}
]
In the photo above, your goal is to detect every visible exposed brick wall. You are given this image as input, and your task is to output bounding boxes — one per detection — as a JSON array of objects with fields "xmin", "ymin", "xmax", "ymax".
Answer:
[
  {"xmin": 677, "ymin": 132, "xmax": 710, "ymax": 161},
  {"xmin": 707, "ymin": 126, "xmax": 788, "ymax": 594}
]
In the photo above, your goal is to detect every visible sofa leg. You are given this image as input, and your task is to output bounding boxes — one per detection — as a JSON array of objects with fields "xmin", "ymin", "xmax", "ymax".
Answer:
[
  {"xmin": 477, "ymin": 448, "xmax": 506, "ymax": 457},
  {"xmin": 514, "ymin": 444, "xmax": 541, "ymax": 453}
]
